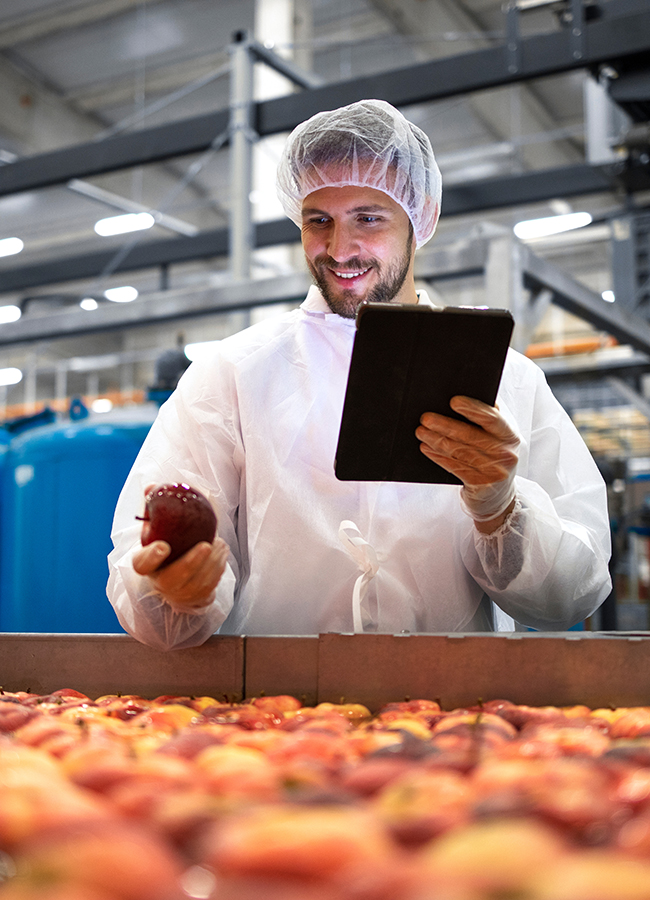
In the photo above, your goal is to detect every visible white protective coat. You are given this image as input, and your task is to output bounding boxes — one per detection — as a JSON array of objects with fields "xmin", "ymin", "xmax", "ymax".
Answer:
[{"xmin": 107, "ymin": 288, "xmax": 612, "ymax": 650}]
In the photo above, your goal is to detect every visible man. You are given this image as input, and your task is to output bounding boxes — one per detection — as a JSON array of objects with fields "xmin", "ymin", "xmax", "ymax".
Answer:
[{"xmin": 107, "ymin": 99, "xmax": 611, "ymax": 649}]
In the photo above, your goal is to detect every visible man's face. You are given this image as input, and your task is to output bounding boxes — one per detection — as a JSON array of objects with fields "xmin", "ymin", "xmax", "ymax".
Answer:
[{"xmin": 301, "ymin": 185, "xmax": 416, "ymax": 319}]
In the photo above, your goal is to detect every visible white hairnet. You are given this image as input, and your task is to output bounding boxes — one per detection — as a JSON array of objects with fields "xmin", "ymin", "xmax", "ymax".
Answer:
[{"xmin": 276, "ymin": 99, "xmax": 442, "ymax": 249}]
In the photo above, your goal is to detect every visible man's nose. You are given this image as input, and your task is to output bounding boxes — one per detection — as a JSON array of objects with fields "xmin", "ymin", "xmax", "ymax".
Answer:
[{"xmin": 326, "ymin": 221, "xmax": 358, "ymax": 262}]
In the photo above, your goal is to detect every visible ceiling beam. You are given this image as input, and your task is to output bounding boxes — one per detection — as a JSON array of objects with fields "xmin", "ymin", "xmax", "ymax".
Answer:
[
  {"xmin": 0, "ymin": 273, "xmax": 314, "ymax": 346},
  {"xmin": 523, "ymin": 246, "xmax": 650, "ymax": 355},
  {"xmin": 4, "ymin": 239, "xmax": 650, "ymax": 353},
  {"xmin": 1, "ymin": 161, "xmax": 638, "ymax": 295},
  {"xmin": 0, "ymin": 1, "xmax": 649, "ymax": 198},
  {"xmin": 0, "ymin": 233, "xmax": 494, "ymax": 344},
  {"xmin": 540, "ymin": 350, "xmax": 650, "ymax": 383},
  {"xmin": 440, "ymin": 160, "xmax": 624, "ymax": 215},
  {"xmin": 0, "ymin": 219, "xmax": 297, "ymax": 294}
]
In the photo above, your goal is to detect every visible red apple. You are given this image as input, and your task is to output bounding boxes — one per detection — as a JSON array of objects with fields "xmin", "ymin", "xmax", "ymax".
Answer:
[
  {"xmin": 61, "ymin": 740, "xmax": 136, "ymax": 793},
  {"xmin": 610, "ymin": 709, "xmax": 650, "ymax": 739},
  {"xmin": 374, "ymin": 768, "xmax": 473, "ymax": 846},
  {"xmin": 8, "ymin": 820, "xmax": 186, "ymax": 900},
  {"xmin": 137, "ymin": 483, "xmax": 217, "ymax": 568},
  {"xmin": 251, "ymin": 695, "xmax": 303, "ymax": 715},
  {"xmin": 199, "ymin": 804, "xmax": 394, "ymax": 882},
  {"xmin": 156, "ymin": 728, "xmax": 226, "ymax": 760},
  {"xmin": 199, "ymin": 703, "xmax": 283, "ymax": 730},
  {"xmin": 524, "ymin": 849, "xmax": 650, "ymax": 899},
  {"xmin": 195, "ymin": 744, "xmax": 281, "ymax": 802},
  {"xmin": 0, "ymin": 701, "xmax": 40, "ymax": 733},
  {"xmin": 339, "ymin": 757, "xmax": 418, "ymax": 797},
  {"xmin": 418, "ymin": 816, "xmax": 569, "ymax": 896},
  {"xmin": 516, "ymin": 723, "xmax": 611, "ymax": 757}
]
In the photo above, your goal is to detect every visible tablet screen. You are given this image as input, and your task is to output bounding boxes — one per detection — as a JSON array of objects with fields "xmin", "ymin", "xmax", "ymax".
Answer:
[{"xmin": 334, "ymin": 304, "xmax": 514, "ymax": 484}]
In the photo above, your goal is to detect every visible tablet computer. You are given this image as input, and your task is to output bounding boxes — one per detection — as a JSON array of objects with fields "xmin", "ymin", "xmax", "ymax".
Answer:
[{"xmin": 334, "ymin": 303, "xmax": 514, "ymax": 484}]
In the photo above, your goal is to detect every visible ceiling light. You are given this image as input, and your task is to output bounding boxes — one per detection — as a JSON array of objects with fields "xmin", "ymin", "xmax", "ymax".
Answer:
[
  {"xmin": 0, "ymin": 237, "xmax": 24, "ymax": 258},
  {"xmin": 184, "ymin": 340, "xmax": 220, "ymax": 361},
  {"xmin": 80, "ymin": 298, "xmax": 98, "ymax": 310},
  {"xmin": 94, "ymin": 212, "xmax": 155, "ymax": 237},
  {"xmin": 602, "ymin": 290, "xmax": 615, "ymax": 303},
  {"xmin": 91, "ymin": 398, "xmax": 113, "ymax": 413},
  {"xmin": 514, "ymin": 212, "xmax": 593, "ymax": 240},
  {"xmin": 104, "ymin": 286, "xmax": 138, "ymax": 303},
  {"xmin": 0, "ymin": 305, "xmax": 21, "ymax": 324},
  {"xmin": 0, "ymin": 367, "xmax": 22, "ymax": 386}
]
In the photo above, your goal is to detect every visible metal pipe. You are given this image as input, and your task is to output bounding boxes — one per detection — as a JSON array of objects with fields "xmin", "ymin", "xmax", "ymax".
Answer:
[
  {"xmin": 249, "ymin": 40, "xmax": 324, "ymax": 89},
  {"xmin": 229, "ymin": 32, "xmax": 255, "ymax": 282}
]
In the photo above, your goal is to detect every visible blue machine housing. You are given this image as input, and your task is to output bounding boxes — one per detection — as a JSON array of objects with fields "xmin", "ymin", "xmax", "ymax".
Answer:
[{"xmin": 0, "ymin": 413, "xmax": 154, "ymax": 633}]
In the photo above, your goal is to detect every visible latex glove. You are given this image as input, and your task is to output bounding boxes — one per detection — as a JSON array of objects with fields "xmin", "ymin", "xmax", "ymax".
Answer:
[
  {"xmin": 133, "ymin": 537, "xmax": 230, "ymax": 610},
  {"xmin": 416, "ymin": 395, "xmax": 520, "ymax": 524}
]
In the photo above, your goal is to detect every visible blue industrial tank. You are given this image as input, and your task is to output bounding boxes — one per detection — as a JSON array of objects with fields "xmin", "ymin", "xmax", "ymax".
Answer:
[{"xmin": 0, "ymin": 407, "xmax": 156, "ymax": 633}]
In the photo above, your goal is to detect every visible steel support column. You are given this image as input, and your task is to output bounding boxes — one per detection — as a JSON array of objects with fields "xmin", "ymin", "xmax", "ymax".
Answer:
[{"xmin": 229, "ymin": 33, "xmax": 256, "ymax": 281}]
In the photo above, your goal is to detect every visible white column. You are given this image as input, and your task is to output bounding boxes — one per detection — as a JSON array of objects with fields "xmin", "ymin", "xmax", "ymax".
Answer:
[
  {"xmin": 584, "ymin": 76, "xmax": 630, "ymax": 165},
  {"xmin": 229, "ymin": 34, "xmax": 255, "ymax": 281},
  {"xmin": 24, "ymin": 354, "xmax": 38, "ymax": 414},
  {"xmin": 55, "ymin": 362, "xmax": 67, "ymax": 409},
  {"xmin": 252, "ymin": 0, "xmax": 310, "ymax": 292},
  {"xmin": 87, "ymin": 372, "xmax": 99, "ymax": 405}
]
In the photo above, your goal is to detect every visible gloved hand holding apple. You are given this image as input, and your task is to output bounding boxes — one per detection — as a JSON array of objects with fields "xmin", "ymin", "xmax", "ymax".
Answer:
[{"xmin": 132, "ymin": 483, "xmax": 229, "ymax": 609}]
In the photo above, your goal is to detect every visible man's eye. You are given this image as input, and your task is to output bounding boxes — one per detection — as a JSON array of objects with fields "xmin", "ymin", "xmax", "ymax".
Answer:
[
  {"xmin": 305, "ymin": 217, "xmax": 329, "ymax": 226},
  {"xmin": 359, "ymin": 216, "xmax": 381, "ymax": 224}
]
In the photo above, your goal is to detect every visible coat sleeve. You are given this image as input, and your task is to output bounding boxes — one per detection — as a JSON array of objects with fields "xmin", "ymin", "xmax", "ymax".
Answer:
[
  {"xmin": 106, "ymin": 357, "xmax": 242, "ymax": 650},
  {"xmin": 459, "ymin": 359, "xmax": 612, "ymax": 630}
]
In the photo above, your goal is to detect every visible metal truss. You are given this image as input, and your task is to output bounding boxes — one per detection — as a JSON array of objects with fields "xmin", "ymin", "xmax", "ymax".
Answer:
[
  {"xmin": 3, "ymin": 233, "xmax": 650, "ymax": 361},
  {"xmin": 0, "ymin": 0, "xmax": 648, "ymax": 198},
  {"xmin": 523, "ymin": 246, "xmax": 650, "ymax": 355},
  {"xmin": 0, "ymin": 272, "xmax": 314, "ymax": 346},
  {"xmin": 0, "ymin": 163, "xmax": 641, "ymax": 296}
]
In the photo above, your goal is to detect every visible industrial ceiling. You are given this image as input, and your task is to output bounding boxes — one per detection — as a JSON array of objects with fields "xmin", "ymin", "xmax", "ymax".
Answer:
[{"xmin": 0, "ymin": 0, "xmax": 648, "ymax": 423}]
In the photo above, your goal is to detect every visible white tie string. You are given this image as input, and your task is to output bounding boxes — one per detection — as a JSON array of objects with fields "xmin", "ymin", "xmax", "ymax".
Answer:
[{"xmin": 338, "ymin": 520, "xmax": 379, "ymax": 633}]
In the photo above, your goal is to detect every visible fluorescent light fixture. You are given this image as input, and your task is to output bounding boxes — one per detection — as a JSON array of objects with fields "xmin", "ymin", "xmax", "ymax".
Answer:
[
  {"xmin": 514, "ymin": 212, "xmax": 593, "ymax": 240},
  {"xmin": 104, "ymin": 285, "xmax": 138, "ymax": 303},
  {"xmin": 0, "ymin": 367, "xmax": 22, "ymax": 386},
  {"xmin": 602, "ymin": 290, "xmax": 615, "ymax": 303},
  {"xmin": 94, "ymin": 212, "xmax": 155, "ymax": 237},
  {"xmin": 0, "ymin": 305, "xmax": 21, "ymax": 324},
  {"xmin": 184, "ymin": 340, "xmax": 220, "ymax": 361},
  {"xmin": 0, "ymin": 237, "xmax": 24, "ymax": 258},
  {"xmin": 80, "ymin": 298, "xmax": 98, "ymax": 310},
  {"xmin": 91, "ymin": 398, "xmax": 113, "ymax": 413}
]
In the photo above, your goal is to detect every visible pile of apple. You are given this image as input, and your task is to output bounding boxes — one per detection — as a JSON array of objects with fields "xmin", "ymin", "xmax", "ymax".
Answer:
[{"xmin": 4, "ymin": 692, "xmax": 650, "ymax": 900}]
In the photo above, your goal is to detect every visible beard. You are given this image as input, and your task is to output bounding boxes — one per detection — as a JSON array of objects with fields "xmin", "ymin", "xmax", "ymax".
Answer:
[{"xmin": 306, "ymin": 233, "xmax": 414, "ymax": 319}]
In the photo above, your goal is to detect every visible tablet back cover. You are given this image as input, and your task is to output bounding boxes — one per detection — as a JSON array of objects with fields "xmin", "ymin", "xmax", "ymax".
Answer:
[{"xmin": 334, "ymin": 304, "xmax": 514, "ymax": 484}]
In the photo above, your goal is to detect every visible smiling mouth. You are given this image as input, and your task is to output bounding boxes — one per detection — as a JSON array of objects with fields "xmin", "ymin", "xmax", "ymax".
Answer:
[{"xmin": 332, "ymin": 268, "xmax": 371, "ymax": 280}]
